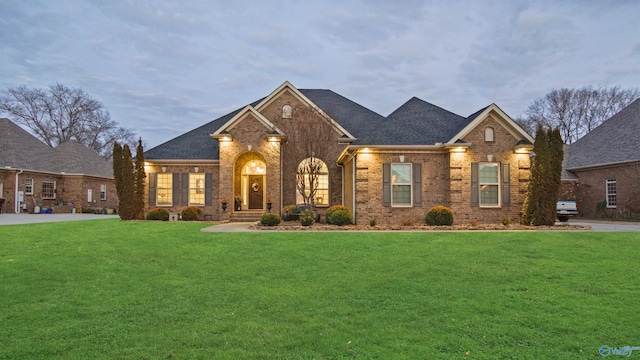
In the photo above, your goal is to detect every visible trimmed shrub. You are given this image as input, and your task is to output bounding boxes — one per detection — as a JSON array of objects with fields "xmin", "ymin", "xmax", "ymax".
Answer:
[
  {"xmin": 282, "ymin": 204, "xmax": 301, "ymax": 221},
  {"xmin": 300, "ymin": 209, "xmax": 315, "ymax": 226},
  {"xmin": 260, "ymin": 213, "xmax": 281, "ymax": 226},
  {"xmin": 369, "ymin": 218, "xmax": 377, "ymax": 227},
  {"xmin": 181, "ymin": 206, "xmax": 203, "ymax": 221},
  {"xmin": 325, "ymin": 205, "xmax": 348, "ymax": 224},
  {"xmin": 146, "ymin": 208, "xmax": 169, "ymax": 221},
  {"xmin": 329, "ymin": 209, "xmax": 352, "ymax": 226},
  {"xmin": 425, "ymin": 206, "xmax": 454, "ymax": 226}
]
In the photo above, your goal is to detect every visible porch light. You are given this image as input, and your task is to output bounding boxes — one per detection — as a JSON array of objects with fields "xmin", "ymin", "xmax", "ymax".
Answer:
[
  {"xmin": 451, "ymin": 147, "xmax": 466, "ymax": 153},
  {"xmin": 213, "ymin": 131, "xmax": 233, "ymax": 142},
  {"xmin": 514, "ymin": 140, "xmax": 534, "ymax": 154}
]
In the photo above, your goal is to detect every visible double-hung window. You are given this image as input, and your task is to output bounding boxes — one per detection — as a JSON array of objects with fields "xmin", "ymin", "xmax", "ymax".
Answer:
[
  {"xmin": 391, "ymin": 163, "xmax": 412, "ymax": 206},
  {"xmin": 479, "ymin": 163, "xmax": 500, "ymax": 207},
  {"xmin": 189, "ymin": 173, "xmax": 205, "ymax": 206},
  {"xmin": 25, "ymin": 178, "xmax": 34, "ymax": 195},
  {"xmin": 606, "ymin": 179, "xmax": 617, "ymax": 208},
  {"xmin": 157, "ymin": 173, "xmax": 173, "ymax": 206},
  {"xmin": 100, "ymin": 184, "xmax": 107, "ymax": 200},
  {"xmin": 42, "ymin": 181, "xmax": 56, "ymax": 199}
]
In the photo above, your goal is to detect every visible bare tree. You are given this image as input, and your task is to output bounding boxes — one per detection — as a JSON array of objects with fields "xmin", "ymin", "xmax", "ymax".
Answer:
[
  {"xmin": 517, "ymin": 86, "xmax": 639, "ymax": 142},
  {"xmin": 0, "ymin": 83, "xmax": 136, "ymax": 160},
  {"xmin": 278, "ymin": 106, "xmax": 339, "ymax": 206}
]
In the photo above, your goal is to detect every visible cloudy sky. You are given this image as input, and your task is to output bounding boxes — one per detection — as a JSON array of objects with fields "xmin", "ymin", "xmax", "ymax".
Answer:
[{"xmin": 2, "ymin": 0, "xmax": 639, "ymax": 148}]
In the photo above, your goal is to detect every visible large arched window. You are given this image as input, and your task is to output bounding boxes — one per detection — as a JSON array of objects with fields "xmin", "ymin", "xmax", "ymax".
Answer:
[{"xmin": 296, "ymin": 157, "xmax": 329, "ymax": 206}]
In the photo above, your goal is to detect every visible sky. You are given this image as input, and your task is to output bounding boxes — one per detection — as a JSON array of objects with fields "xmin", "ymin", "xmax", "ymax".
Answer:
[{"xmin": 2, "ymin": 0, "xmax": 639, "ymax": 149}]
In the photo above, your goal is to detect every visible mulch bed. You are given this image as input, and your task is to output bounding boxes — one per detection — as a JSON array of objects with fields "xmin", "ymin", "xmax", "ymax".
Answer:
[{"xmin": 250, "ymin": 221, "xmax": 591, "ymax": 231}]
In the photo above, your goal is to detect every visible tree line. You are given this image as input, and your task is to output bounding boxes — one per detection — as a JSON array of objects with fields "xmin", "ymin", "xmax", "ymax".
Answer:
[
  {"xmin": 516, "ymin": 86, "xmax": 638, "ymax": 143},
  {"xmin": 0, "ymin": 83, "xmax": 136, "ymax": 160}
]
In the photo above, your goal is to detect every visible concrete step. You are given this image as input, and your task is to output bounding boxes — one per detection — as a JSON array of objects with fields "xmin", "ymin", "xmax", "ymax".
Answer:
[{"xmin": 229, "ymin": 211, "xmax": 264, "ymax": 222}]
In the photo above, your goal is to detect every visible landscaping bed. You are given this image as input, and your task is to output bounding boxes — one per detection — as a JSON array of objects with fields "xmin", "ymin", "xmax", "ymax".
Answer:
[{"xmin": 251, "ymin": 221, "xmax": 591, "ymax": 231}]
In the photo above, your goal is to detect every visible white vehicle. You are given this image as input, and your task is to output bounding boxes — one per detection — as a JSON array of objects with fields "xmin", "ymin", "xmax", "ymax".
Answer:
[{"xmin": 557, "ymin": 201, "xmax": 578, "ymax": 222}]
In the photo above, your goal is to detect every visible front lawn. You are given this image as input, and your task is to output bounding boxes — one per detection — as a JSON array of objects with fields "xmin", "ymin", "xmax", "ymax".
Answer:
[{"xmin": 0, "ymin": 220, "xmax": 638, "ymax": 359}]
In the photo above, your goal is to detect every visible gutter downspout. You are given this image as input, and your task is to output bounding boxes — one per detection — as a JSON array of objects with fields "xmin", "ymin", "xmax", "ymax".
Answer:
[{"xmin": 15, "ymin": 169, "xmax": 23, "ymax": 214}]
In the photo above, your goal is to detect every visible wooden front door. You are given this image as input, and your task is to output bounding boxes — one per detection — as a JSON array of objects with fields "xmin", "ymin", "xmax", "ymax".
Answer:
[{"xmin": 248, "ymin": 175, "xmax": 263, "ymax": 210}]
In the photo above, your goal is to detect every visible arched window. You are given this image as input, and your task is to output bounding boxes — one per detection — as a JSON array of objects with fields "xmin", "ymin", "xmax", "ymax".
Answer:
[
  {"xmin": 484, "ymin": 127, "xmax": 494, "ymax": 142},
  {"xmin": 296, "ymin": 157, "xmax": 329, "ymax": 206},
  {"xmin": 282, "ymin": 104, "xmax": 292, "ymax": 118}
]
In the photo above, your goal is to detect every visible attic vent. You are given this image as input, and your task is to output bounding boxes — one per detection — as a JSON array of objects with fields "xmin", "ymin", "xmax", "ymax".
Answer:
[
  {"xmin": 485, "ymin": 127, "xmax": 494, "ymax": 142},
  {"xmin": 282, "ymin": 105, "xmax": 292, "ymax": 118}
]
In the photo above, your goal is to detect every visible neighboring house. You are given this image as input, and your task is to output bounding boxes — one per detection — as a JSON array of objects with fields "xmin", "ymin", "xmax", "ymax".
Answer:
[
  {"xmin": 560, "ymin": 98, "xmax": 640, "ymax": 218},
  {"xmin": 0, "ymin": 118, "xmax": 117, "ymax": 214},
  {"xmin": 144, "ymin": 82, "xmax": 534, "ymax": 225}
]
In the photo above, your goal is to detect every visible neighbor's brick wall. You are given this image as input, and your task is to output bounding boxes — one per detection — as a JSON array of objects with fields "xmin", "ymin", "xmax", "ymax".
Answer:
[
  {"xmin": 571, "ymin": 162, "xmax": 640, "ymax": 218},
  {"xmin": 0, "ymin": 169, "xmax": 116, "ymax": 213}
]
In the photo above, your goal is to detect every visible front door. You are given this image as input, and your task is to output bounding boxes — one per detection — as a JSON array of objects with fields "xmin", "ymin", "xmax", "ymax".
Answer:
[{"xmin": 248, "ymin": 175, "xmax": 263, "ymax": 210}]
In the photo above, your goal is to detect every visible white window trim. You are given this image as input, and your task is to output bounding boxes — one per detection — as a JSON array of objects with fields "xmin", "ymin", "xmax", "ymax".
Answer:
[
  {"xmin": 189, "ymin": 173, "xmax": 205, "ymax": 206},
  {"xmin": 42, "ymin": 181, "xmax": 56, "ymax": 199},
  {"xmin": 100, "ymin": 184, "xmax": 106, "ymax": 200},
  {"xmin": 391, "ymin": 163, "xmax": 412, "ymax": 207},
  {"xmin": 606, "ymin": 179, "xmax": 617, "ymax": 208},
  {"xmin": 25, "ymin": 178, "xmax": 34, "ymax": 195},
  {"xmin": 296, "ymin": 158, "xmax": 330, "ymax": 206},
  {"xmin": 479, "ymin": 162, "xmax": 501, "ymax": 208},
  {"xmin": 156, "ymin": 173, "xmax": 172, "ymax": 206}
]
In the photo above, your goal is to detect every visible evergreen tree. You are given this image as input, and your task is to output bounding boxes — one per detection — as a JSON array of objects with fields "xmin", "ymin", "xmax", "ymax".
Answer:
[
  {"xmin": 546, "ymin": 128, "xmax": 564, "ymax": 223},
  {"xmin": 112, "ymin": 142, "xmax": 123, "ymax": 201},
  {"xmin": 134, "ymin": 138, "xmax": 146, "ymax": 220},
  {"xmin": 522, "ymin": 125, "xmax": 564, "ymax": 226},
  {"xmin": 119, "ymin": 144, "xmax": 136, "ymax": 220}
]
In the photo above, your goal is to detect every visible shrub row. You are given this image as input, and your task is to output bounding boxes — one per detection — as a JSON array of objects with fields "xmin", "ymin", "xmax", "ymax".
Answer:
[{"xmin": 145, "ymin": 206, "xmax": 203, "ymax": 221}]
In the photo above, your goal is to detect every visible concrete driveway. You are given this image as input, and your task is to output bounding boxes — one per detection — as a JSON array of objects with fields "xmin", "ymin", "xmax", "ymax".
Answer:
[
  {"xmin": 0, "ymin": 213, "xmax": 120, "ymax": 225},
  {"xmin": 566, "ymin": 220, "xmax": 640, "ymax": 232}
]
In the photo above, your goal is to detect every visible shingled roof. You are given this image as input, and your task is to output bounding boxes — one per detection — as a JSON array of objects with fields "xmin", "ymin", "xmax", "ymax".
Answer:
[
  {"xmin": 144, "ymin": 87, "xmax": 506, "ymax": 159},
  {"xmin": 145, "ymin": 89, "xmax": 386, "ymax": 160},
  {"xmin": 0, "ymin": 118, "xmax": 113, "ymax": 178},
  {"xmin": 566, "ymin": 98, "xmax": 640, "ymax": 170},
  {"xmin": 357, "ymin": 97, "xmax": 472, "ymax": 145}
]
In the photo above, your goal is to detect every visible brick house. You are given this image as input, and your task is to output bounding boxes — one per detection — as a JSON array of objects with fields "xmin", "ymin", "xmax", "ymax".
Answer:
[
  {"xmin": 0, "ymin": 118, "xmax": 117, "ymax": 214},
  {"xmin": 144, "ymin": 82, "xmax": 534, "ymax": 224},
  {"xmin": 560, "ymin": 98, "xmax": 640, "ymax": 218}
]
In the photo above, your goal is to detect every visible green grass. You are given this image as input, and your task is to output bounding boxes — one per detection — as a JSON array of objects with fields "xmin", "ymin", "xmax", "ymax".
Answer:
[{"xmin": 1, "ymin": 220, "xmax": 639, "ymax": 359}]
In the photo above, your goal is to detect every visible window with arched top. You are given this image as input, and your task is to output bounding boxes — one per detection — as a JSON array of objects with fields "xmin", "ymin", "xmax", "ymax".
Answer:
[
  {"xmin": 282, "ymin": 105, "xmax": 292, "ymax": 118},
  {"xmin": 484, "ymin": 127, "xmax": 494, "ymax": 142},
  {"xmin": 296, "ymin": 157, "xmax": 329, "ymax": 206}
]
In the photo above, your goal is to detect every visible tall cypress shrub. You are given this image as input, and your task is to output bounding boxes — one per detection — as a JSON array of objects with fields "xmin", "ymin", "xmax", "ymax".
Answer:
[
  {"xmin": 522, "ymin": 125, "xmax": 563, "ymax": 226},
  {"xmin": 119, "ymin": 144, "xmax": 136, "ymax": 220},
  {"xmin": 112, "ymin": 142, "xmax": 123, "ymax": 202},
  {"xmin": 134, "ymin": 138, "xmax": 146, "ymax": 220}
]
